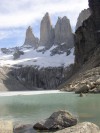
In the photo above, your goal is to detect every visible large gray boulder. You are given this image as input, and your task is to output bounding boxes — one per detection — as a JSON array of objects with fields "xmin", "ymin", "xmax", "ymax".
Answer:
[
  {"xmin": 76, "ymin": 8, "xmax": 91, "ymax": 30},
  {"xmin": 23, "ymin": 26, "xmax": 39, "ymax": 48},
  {"xmin": 0, "ymin": 121, "xmax": 13, "ymax": 133},
  {"xmin": 54, "ymin": 16, "xmax": 74, "ymax": 49},
  {"xmin": 54, "ymin": 122, "xmax": 100, "ymax": 133},
  {"xmin": 33, "ymin": 110, "xmax": 78, "ymax": 131},
  {"xmin": 39, "ymin": 12, "xmax": 54, "ymax": 49}
]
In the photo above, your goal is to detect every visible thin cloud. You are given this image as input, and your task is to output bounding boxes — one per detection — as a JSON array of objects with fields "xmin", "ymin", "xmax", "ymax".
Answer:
[{"xmin": 0, "ymin": 0, "xmax": 88, "ymax": 28}]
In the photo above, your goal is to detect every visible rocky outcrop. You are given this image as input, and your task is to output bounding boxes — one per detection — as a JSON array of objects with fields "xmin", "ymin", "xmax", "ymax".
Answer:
[
  {"xmin": 55, "ymin": 122, "xmax": 100, "ymax": 133},
  {"xmin": 54, "ymin": 17, "xmax": 74, "ymax": 49},
  {"xmin": 74, "ymin": 0, "xmax": 100, "ymax": 69},
  {"xmin": 76, "ymin": 8, "xmax": 91, "ymax": 30},
  {"xmin": 23, "ymin": 26, "xmax": 39, "ymax": 48},
  {"xmin": 13, "ymin": 50, "xmax": 24, "ymax": 60},
  {"xmin": 39, "ymin": 13, "xmax": 54, "ymax": 49},
  {"xmin": 33, "ymin": 110, "xmax": 77, "ymax": 131}
]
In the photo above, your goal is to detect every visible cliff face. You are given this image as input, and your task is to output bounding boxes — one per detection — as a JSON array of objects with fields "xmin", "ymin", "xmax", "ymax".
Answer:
[
  {"xmin": 11, "ymin": 65, "xmax": 73, "ymax": 90},
  {"xmin": 75, "ymin": 0, "xmax": 100, "ymax": 69},
  {"xmin": 39, "ymin": 13, "xmax": 54, "ymax": 49},
  {"xmin": 54, "ymin": 17, "xmax": 74, "ymax": 48},
  {"xmin": 23, "ymin": 26, "xmax": 39, "ymax": 48}
]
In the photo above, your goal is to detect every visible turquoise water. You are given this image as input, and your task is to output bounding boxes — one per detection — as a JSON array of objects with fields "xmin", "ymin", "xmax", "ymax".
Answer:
[{"xmin": 0, "ymin": 91, "xmax": 99, "ymax": 128}]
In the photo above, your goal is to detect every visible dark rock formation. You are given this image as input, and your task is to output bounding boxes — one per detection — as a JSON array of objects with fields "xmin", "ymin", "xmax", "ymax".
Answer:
[
  {"xmin": 23, "ymin": 26, "xmax": 39, "ymax": 48},
  {"xmin": 76, "ymin": 8, "xmax": 91, "ymax": 30},
  {"xmin": 11, "ymin": 66, "xmax": 73, "ymax": 90},
  {"xmin": 54, "ymin": 17, "xmax": 74, "ymax": 49},
  {"xmin": 33, "ymin": 110, "xmax": 77, "ymax": 131},
  {"xmin": 54, "ymin": 122, "xmax": 100, "ymax": 133},
  {"xmin": 75, "ymin": 0, "xmax": 100, "ymax": 69},
  {"xmin": 89, "ymin": 0, "xmax": 100, "ymax": 30},
  {"xmin": 39, "ymin": 13, "xmax": 54, "ymax": 49},
  {"xmin": 13, "ymin": 50, "xmax": 24, "ymax": 60}
]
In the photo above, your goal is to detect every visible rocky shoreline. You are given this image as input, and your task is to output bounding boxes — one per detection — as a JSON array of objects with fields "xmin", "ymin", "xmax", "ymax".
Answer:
[
  {"xmin": 13, "ymin": 110, "xmax": 100, "ymax": 133},
  {"xmin": 60, "ymin": 67, "xmax": 100, "ymax": 94}
]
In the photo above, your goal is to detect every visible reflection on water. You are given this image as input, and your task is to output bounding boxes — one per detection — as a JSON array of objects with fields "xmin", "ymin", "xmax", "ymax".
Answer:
[{"xmin": 0, "ymin": 91, "xmax": 100, "ymax": 130}]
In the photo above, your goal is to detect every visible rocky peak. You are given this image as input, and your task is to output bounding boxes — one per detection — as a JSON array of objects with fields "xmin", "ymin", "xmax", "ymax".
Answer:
[
  {"xmin": 39, "ymin": 12, "xmax": 54, "ymax": 49},
  {"xmin": 76, "ymin": 8, "xmax": 91, "ymax": 30},
  {"xmin": 23, "ymin": 26, "xmax": 39, "ymax": 48},
  {"xmin": 54, "ymin": 16, "xmax": 74, "ymax": 48}
]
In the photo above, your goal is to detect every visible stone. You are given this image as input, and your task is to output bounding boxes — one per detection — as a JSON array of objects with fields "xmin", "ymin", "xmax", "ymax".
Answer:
[
  {"xmin": 0, "ymin": 121, "xmax": 13, "ymax": 133},
  {"xmin": 14, "ymin": 124, "xmax": 35, "ymax": 133},
  {"xmin": 54, "ymin": 16, "xmax": 74, "ymax": 49},
  {"xmin": 76, "ymin": 8, "xmax": 91, "ymax": 30},
  {"xmin": 95, "ymin": 78, "xmax": 100, "ymax": 85},
  {"xmin": 23, "ymin": 26, "xmax": 39, "ymax": 48},
  {"xmin": 33, "ymin": 110, "xmax": 78, "ymax": 131},
  {"xmin": 54, "ymin": 122, "xmax": 100, "ymax": 133},
  {"xmin": 79, "ymin": 93, "xmax": 85, "ymax": 97},
  {"xmin": 75, "ymin": 84, "xmax": 89, "ymax": 94},
  {"xmin": 89, "ymin": 86, "xmax": 100, "ymax": 93},
  {"xmin": 39, "ymin": 12, "xmax": 54, "ymax": 49}
]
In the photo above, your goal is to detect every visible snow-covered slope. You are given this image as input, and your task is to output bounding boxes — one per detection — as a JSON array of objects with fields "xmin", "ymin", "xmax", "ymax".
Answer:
[{"xmin": 0, "ymin": 45, "xmax": 74, "ymax": 68}]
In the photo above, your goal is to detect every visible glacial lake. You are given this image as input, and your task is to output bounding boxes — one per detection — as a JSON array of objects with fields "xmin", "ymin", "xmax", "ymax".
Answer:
[{"xmin": 0, "ymin": 90, "xmax": 100, "ymax": 132}]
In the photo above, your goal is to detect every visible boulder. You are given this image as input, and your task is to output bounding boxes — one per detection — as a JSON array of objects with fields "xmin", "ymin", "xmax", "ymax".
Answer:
[
  {"xmin": 14, "ymin": 124, "xmax": 35, "ymax": 133},
  {"xmin": 79, "ymin": 93, "xmax": 85, "ymax": 97},
  {"xmin": 33, "ymin": 110, "xmax": 78, "ymax": 131},
  {"xmin": 89, "ymin": 86, "xmax": 100, "ymax": 93},
  {"xmin": 95, "ymin": 78, "xmax": 100, "ymax": 85},
  {"xmin": 0, "ymin": 121, "xmax": 13, "ymax": 133},
  {"xmin": 75, "ymin": 84, "xmax": 89, "ymax": 93},
  {"xmin": 54, "ymin": 122, "xmax": 100, "ymax": 133}
]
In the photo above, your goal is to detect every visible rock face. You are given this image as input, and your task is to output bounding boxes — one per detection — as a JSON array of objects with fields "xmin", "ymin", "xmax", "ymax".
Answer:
[
  {"xmin": 11, "ymin": 66, "xmax": 73, "ymax": 90},
  {"xmin": 0, "ymin": 67, "xmax": 27, "ymax": 91},
  {"xmin": 23, "ymin": 26, "xmax": 39, "ymax": 48},
  {"xmin": 74, "ymin": 0, "xmax": 100, "ymax": 69},
  {"xmin": 39, "ymin": 13, "xmax": 54, "ymax": 49},
  {"xmin": 54, "ymin": 122, "xmax": 100, "ymax": 133},
  {"xmin": 33, "ymin": 110, "xmax": 77, "ymax": 131},
  {"xmin": 54, "ymin": 17, "xmax": 74, "ymax": 48},
  {"xmin": 89, "ymin": 0, "xmax": 100, "ymax": 30},
  {"xmin": 76, "ymin": 8, "xmax": 91, "ymax": 30}
]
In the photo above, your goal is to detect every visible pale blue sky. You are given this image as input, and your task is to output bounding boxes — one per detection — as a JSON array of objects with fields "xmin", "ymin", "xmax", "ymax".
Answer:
[{"xmin": 0, "ymin": 0, "xmax": 88, "ymax": 48}]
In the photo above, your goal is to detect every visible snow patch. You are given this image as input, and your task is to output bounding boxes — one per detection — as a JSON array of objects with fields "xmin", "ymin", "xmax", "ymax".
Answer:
[{"xmin": 0, "ymin": 46, "xmax": 75, "ymax": 68}]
